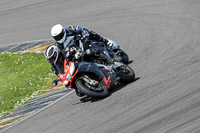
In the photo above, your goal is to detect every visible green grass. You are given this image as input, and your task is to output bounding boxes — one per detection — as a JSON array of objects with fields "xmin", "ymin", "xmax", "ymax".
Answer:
[{"xmin": 0, "ymin": 52, "xmax": 57, "ymax": 117}]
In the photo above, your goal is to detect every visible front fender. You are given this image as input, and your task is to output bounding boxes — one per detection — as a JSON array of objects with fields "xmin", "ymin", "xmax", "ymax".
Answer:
[
  {"xmin": 76, "ymin": 62, "xmax": 114, "ymax": 89},
  {"xmin": 77, "ymin": 62, "xmax": 105, "ymax": 79}
]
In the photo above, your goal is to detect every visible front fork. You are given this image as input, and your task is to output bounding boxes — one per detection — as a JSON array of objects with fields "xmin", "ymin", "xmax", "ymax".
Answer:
[{"xmin": 79, "ymin": 75, "xmax": 98, "ymax": 87}]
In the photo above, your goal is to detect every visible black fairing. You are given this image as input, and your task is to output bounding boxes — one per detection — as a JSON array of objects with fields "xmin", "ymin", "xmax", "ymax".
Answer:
[
  {"xmin": 77, "ymin": 62, "xmax": 105, "ymax": 79},
  {"xmin": 85, "ymin": 40, "xmax": 108, "ymax": 52}
]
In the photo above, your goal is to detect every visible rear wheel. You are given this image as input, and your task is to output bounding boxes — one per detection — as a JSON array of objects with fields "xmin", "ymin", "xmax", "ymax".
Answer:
[
  {"xmin": 113, "ymin": 49, "xmax": 129, "ymax": 64},
  {"xmin": 116, "ymin": 64, "xmax": 135, "ymax": 83},
  {"xmin": 76, "ymin": 76, "xmax": 109, "ymax": 99}
]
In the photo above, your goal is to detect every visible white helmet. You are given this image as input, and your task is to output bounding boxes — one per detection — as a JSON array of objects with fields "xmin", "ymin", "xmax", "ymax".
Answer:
[
  {"xmin": 44, "ymin": 45, "xmax": 60, "ymax": 64},
  {"xmin": 51, "ymin": 24, "xmax": 66, "ymax": 43}
]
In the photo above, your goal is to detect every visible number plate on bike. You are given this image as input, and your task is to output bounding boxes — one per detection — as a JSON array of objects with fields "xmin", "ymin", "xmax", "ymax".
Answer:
[{"xmin": 65, "ymin": 66, "xmax": 69, "ymax": 72}]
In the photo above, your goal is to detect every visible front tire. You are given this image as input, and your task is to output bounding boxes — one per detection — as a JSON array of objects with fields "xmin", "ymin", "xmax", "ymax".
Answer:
[{"xmin": 76, "ymin": 77, "xmax": 109, "ymax": 99}]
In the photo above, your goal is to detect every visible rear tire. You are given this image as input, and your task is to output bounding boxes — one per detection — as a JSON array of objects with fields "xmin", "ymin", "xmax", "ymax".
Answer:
[
  {"xmin": 120, "ymin": 49, "xmax": 129, "ymax": 64},
  {"xmin": 113, "ymin": 49, "xmax": 129, "ymax": 64},
  {"xmin": 76, "ymin": 77, "xmax": 109, "ymax": 99},
  {"xmin": 117, "ymin": 64, "xmax": 135, "ymax": 83}
]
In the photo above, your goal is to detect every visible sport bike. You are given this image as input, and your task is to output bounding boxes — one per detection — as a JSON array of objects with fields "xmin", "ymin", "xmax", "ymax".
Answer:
[{"xmin": 53, "ymin": 55, "xmax": 135, "ymax": 99}]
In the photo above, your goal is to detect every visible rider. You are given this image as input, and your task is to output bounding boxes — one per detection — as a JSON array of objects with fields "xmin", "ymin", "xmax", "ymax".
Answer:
[{"xmin": 50, "ymin": 24, "xmax": 119, "ymax": 56}]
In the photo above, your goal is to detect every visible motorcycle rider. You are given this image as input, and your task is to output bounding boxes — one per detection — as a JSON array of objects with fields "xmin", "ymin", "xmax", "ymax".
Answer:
[{"xmin": 50, "ymin": 24, "xmax": 119, "ymax": 57}]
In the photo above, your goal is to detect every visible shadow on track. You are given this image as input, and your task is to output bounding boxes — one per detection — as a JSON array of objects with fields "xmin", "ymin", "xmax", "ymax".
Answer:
[
  {"xmin": 73, "ymin": 77, "xmax": 140, "ymax": 104},
  {"xmin": 72, "ymin": 60, "xmax": 139, "ymax": 104}
]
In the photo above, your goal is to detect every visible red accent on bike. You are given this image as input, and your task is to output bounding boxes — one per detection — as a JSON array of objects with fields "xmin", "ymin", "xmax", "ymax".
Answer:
[
  {"xmin": 103, "ymin": 76, "xmax": 111, "ymax": 88},
  {"xmin": 88, "ymin": 64, "xmax": 91, "ymax": 67},
  {"xmin": 69, "ymin": 68, "xmax": 78, "ymax": 87},
  {"xmin": 59, "ymin": 60, "xmax": 79, "ymax": 88}
]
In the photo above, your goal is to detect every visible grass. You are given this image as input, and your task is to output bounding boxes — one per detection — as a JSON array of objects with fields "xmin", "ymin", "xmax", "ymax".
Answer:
[{"xmin": 0, "ymin": 52, "xmax": 57, "ymax": 117}]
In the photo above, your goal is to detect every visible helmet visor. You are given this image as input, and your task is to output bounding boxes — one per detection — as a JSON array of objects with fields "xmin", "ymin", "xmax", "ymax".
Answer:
[{"xmin": 53, "ymin": 29, "xmax": 65, "ymax": 41}]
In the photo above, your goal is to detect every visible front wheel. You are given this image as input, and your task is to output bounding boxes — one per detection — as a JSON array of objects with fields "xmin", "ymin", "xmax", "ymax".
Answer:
[
  {"xmin": 76, "ymin": 76, "xmax": 109, "ymax": 99},
  {"xmin": 116, "ymin": 64, "xmax": 135, "ymax": 83}
]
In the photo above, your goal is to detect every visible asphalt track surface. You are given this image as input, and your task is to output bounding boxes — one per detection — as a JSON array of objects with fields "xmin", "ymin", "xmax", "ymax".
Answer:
[{"xmin": 1, "ymin": 0, "xmax": 200, "ymax": 133}]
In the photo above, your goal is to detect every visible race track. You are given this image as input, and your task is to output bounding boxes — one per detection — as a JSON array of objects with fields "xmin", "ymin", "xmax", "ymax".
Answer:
[{"xmin": 1, "ymin": 0, "xmax": 200, "ymax": 133}]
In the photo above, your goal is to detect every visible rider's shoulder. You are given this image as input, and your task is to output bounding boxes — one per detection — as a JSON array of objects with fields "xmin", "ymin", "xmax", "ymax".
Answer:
[{"xmin": 67, "ymin": 25, "xmax": 86, "ymax": 31}]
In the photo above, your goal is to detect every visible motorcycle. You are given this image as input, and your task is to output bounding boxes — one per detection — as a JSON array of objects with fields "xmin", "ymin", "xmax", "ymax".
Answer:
[
  {"xmin": 52, "ymin": 53, "xmax": 135, "ymax": 99},
  {"xmin": 82, "ymin": 39, "xmax": 129, "ymax": 64},
  {"xmin": 65, "ymin": 36, "xmax": 129, "ymax": 64}
]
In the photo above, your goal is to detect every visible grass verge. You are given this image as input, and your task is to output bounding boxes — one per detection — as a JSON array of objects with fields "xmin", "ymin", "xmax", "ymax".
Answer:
[{"xmin": 0, "ymin": 52, "xmax": 57, "ymax": 117}]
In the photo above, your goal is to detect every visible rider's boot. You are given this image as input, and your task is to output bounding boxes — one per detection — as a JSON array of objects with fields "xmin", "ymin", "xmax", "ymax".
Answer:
[{"xmin": 105, "ymin": 39, "xmax": 120, "ymax": 51}]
